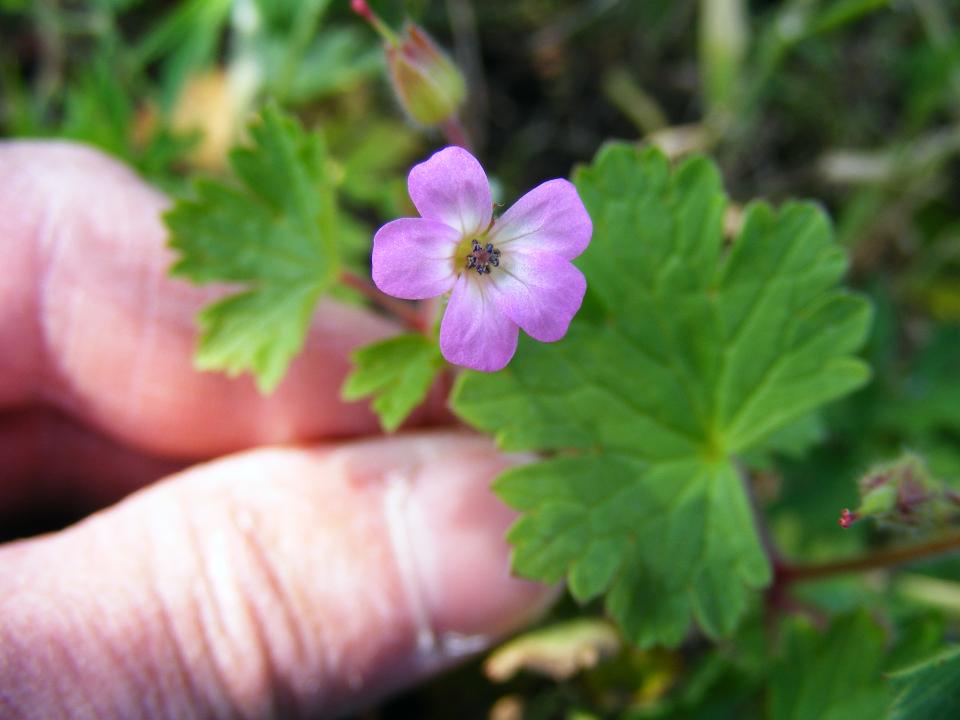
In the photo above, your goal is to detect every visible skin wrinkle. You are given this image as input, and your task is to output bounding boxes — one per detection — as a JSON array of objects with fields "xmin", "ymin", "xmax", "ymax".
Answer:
[
  {"xmin": 235, "ymin": 583, "xmax": 297, "ymax": 720},
  {"xmin": 316, "ymin": 449, "xmax": 412, "ymax": 701},
  {"xmin": 147, "ymin": 568, "xmax": 213, "ymax": 718},
  {"xmin": 95, "ymin": 601, "xmax": 166, "ymax": 718},
  {"xmin": 77, "ymin": 509, "xmax": 216, "ymax": 718},
  {"xmin": 275, "ymin": 451, "xmax": 352, "ymax": 703},
  {"xmin": 150, "ymin": 451, "xmax": 387, "ymax": 719},
  {"xmin": 299, "ymin": 438, "xmax": 456, "ymax": 713},
  {"xmin": 48, "ymin": 604, "xmax": 101, "ymax": 717},
  {"xmin": 232, "ymin": 511, "xmax": 308, "ymax": 719},
  {"xmin": 0, "ymin": 544, "xmax": 107, "ymax": 719},
  {"xmin": 263, "ymin": 453, "xmax": 345, "ymax": 699},
  {"xmin": 173, "ymin": 497, "xmax": 257, "ymax": 720},
  {"xmin": 186, "ymin": 574, "xmax": 240, "ymax": 719},
  {"xmin": 47, "ymin": 630, "xmax": 103, "ymax": 717},
  {"xmin": 123, "ymin": 492, "xmax": 296, "ymax": 720}
]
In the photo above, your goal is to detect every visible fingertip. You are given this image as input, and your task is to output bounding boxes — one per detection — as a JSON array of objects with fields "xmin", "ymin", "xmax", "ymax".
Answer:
[{"xmin": 0, "ymin": 140, "xmax": 447, "ymax": 459}]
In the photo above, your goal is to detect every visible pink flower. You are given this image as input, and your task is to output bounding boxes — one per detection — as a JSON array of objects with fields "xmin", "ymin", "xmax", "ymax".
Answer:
[{"xmin": 372, "ymin": 146, "xmax": 592, "ymax": 371}]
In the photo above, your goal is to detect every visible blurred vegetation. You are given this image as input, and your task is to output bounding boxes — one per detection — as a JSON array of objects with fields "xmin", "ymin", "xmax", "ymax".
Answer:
[{"xmin": 2, "ymin": 0, "xmax": 960, "ymax": 717}]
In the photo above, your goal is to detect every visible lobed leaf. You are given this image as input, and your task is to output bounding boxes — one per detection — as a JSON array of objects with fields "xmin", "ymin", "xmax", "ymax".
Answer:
[
  {"xmin": 342, "ymin": 333, "xmax": 442, "ymax": 432},
  {"xmin": 452, "ymin": 143, "xmax": 872, "ymax": 646},
  {"xmin": 167, "ymin": 103, "xmax": 339, "ymax": 392}
]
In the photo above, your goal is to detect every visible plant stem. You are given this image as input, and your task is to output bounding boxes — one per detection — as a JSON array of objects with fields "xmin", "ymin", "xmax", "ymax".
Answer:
[
  {"xmin": 440, "ymin": 116, "xmax": 472, "ymax": 151},
  {"xmin": 351, "ymin": 0, "xmax": 400, "ymax": 44},
  {"xmin": 779, "ymin": 531, "xmax": 960, "ymax": 584},
  {"xmin": 339, "ymin": 271, "xmax": 427, "ymax": 333}
]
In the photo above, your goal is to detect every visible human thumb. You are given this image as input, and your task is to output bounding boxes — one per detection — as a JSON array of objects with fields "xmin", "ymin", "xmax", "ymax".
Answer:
[{"xmin": 0, "ymin": 431, "xmax": 551, "ymax": 719}]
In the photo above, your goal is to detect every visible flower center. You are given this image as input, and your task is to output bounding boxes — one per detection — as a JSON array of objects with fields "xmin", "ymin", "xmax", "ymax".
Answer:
[{"xmin": 464, "ymin": 238, "xmax": 501, "ymax": 275}]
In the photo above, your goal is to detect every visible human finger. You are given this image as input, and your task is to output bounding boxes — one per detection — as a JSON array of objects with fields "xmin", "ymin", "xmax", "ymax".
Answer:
[
  {"xmin": 0, "ymin": 141, "xmax": 444, "ymax": 463},
  {"xmin": 0, "ymin": 430, "xmax": 550, "ymax": 718}
]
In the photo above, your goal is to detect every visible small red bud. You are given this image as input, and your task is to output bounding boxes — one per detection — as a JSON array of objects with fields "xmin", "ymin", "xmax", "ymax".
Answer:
[
  {"xmin": 838, "ymin": 508, "xmax": 858, "ymax": 529},
  {"xmin": 351, "ymin": 0, "xmax": 373, "ymax": 20}
]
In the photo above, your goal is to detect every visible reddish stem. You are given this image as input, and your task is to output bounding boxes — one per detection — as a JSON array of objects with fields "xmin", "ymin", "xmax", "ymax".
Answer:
[
  {"xmin": 339, "ymin": 271, "xmax": 427, "ymax": 333},
  {"xmin": 350, "ymin": 0, "xmax": 398, "ymax": 44},
  {"xmin": 440, "ymin": 116, "xmax": 472, "ymax": 151},
  {"xmin": 778, "ymin": 531, "xmax": 960, "ymax": 584}
]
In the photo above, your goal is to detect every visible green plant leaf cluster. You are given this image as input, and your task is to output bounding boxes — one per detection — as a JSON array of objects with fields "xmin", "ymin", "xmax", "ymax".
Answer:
[
  {"xmin": 452, "ymin": 143, "xmax": 873, "ymax": 646},
  {"xmin": 166, "ymin": 103, "xmax": 338, "ymax": 392}
]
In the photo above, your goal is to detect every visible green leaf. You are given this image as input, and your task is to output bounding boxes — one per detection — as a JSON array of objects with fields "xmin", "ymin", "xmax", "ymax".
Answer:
[
  {"xmin": 888, "ymin": 645, "xmax": 960, "ymax": 720},
  {"xmin": 167, "ymin": 103, "xmax": 338, "ymax": 392},
  {"xmin": 740, "ymin": 412, "xmax": 825, "ymax": 470},
  {"xmin": 768, "ymin": 611, "xmax": 890, "ymax": 720},
  {"xmin": 451, "ymin": 144, "xmax": 872, "ymax": 646},
  {"xmin": 342, "ymin": 334, "xmax": 443, "ymax": 432}
]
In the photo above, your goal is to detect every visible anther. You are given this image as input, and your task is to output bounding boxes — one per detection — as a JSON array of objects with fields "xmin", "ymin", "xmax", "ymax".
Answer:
[{"xmin": 464, "ymin": 238, "xmax": 501, "ymax": 275}]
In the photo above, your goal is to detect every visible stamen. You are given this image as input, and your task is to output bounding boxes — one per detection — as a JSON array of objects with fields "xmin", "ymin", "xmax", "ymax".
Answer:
[{"xmin": 464, "ymin": 238, "xmax": 501, "ymax": 276}]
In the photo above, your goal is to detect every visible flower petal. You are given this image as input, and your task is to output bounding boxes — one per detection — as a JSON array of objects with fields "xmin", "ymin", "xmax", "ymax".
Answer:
[
  {"xmin": 488, "ymin": 179, "xmax": 592, "ymax": 260},
  {"xmin": 408, "ymin": 146, "xmax": 492, "ymax": 237},
  {"xmin": 489, "ymin": 251, "xmax": 586, "ymax": 342},
  {"xmin": 440, "ymin": 274, "xmax": 519, "ymax": 371},
  {"xmin": 372, "ymin": 218, "xmax": 460, "ymax": 300}
]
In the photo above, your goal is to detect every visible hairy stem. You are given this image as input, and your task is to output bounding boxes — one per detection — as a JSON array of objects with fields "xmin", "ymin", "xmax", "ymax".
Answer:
[
  {"xmin": 779, "ymin": 531, "xmax": 960, "ymax": 584},
  {"xmin": 339, "ymin": 271, "xmax": 427, "ymax": 333},
  {"xmin": 440, "ymin": 116, "xmax": 472, "ymax": 151}
]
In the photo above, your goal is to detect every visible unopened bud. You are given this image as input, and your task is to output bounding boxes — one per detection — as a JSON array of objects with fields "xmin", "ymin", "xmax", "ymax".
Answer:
[
  {"xmin": 351, "ymin": 0, "xmax": 373, "ymax": 21},
  {"xmin": 842, "ymin": 453, "xmax": 958, "ymax": 531},
  {"xmin": 386, "ymin": 23, "xmax": 466, "ymax": 126},
  {"xmin": 859, "ymin": 482, "xmax": 898, "ymax": 517},
  {"xmin": 351, "ymin": 2, "xmax": 466, "ymax": 126}
]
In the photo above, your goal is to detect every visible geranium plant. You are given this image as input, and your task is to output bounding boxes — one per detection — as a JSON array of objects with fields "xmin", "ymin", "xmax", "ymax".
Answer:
[{"xmin": 154, "ymin": 1, "xmax": 960, "ymax": 717}]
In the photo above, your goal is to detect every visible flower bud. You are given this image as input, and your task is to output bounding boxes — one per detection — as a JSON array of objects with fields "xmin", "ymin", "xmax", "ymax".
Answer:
[
  {"xmin": 840, "ymin": 453, "xmax": 960, "ymax": 530},
  {"xmin": 385, "ymin": 23, "xmax": 466, "ymax": 126},
  {"xmin": 351, "ymin": 1, "xmax": 466, "ymax": 126}
]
